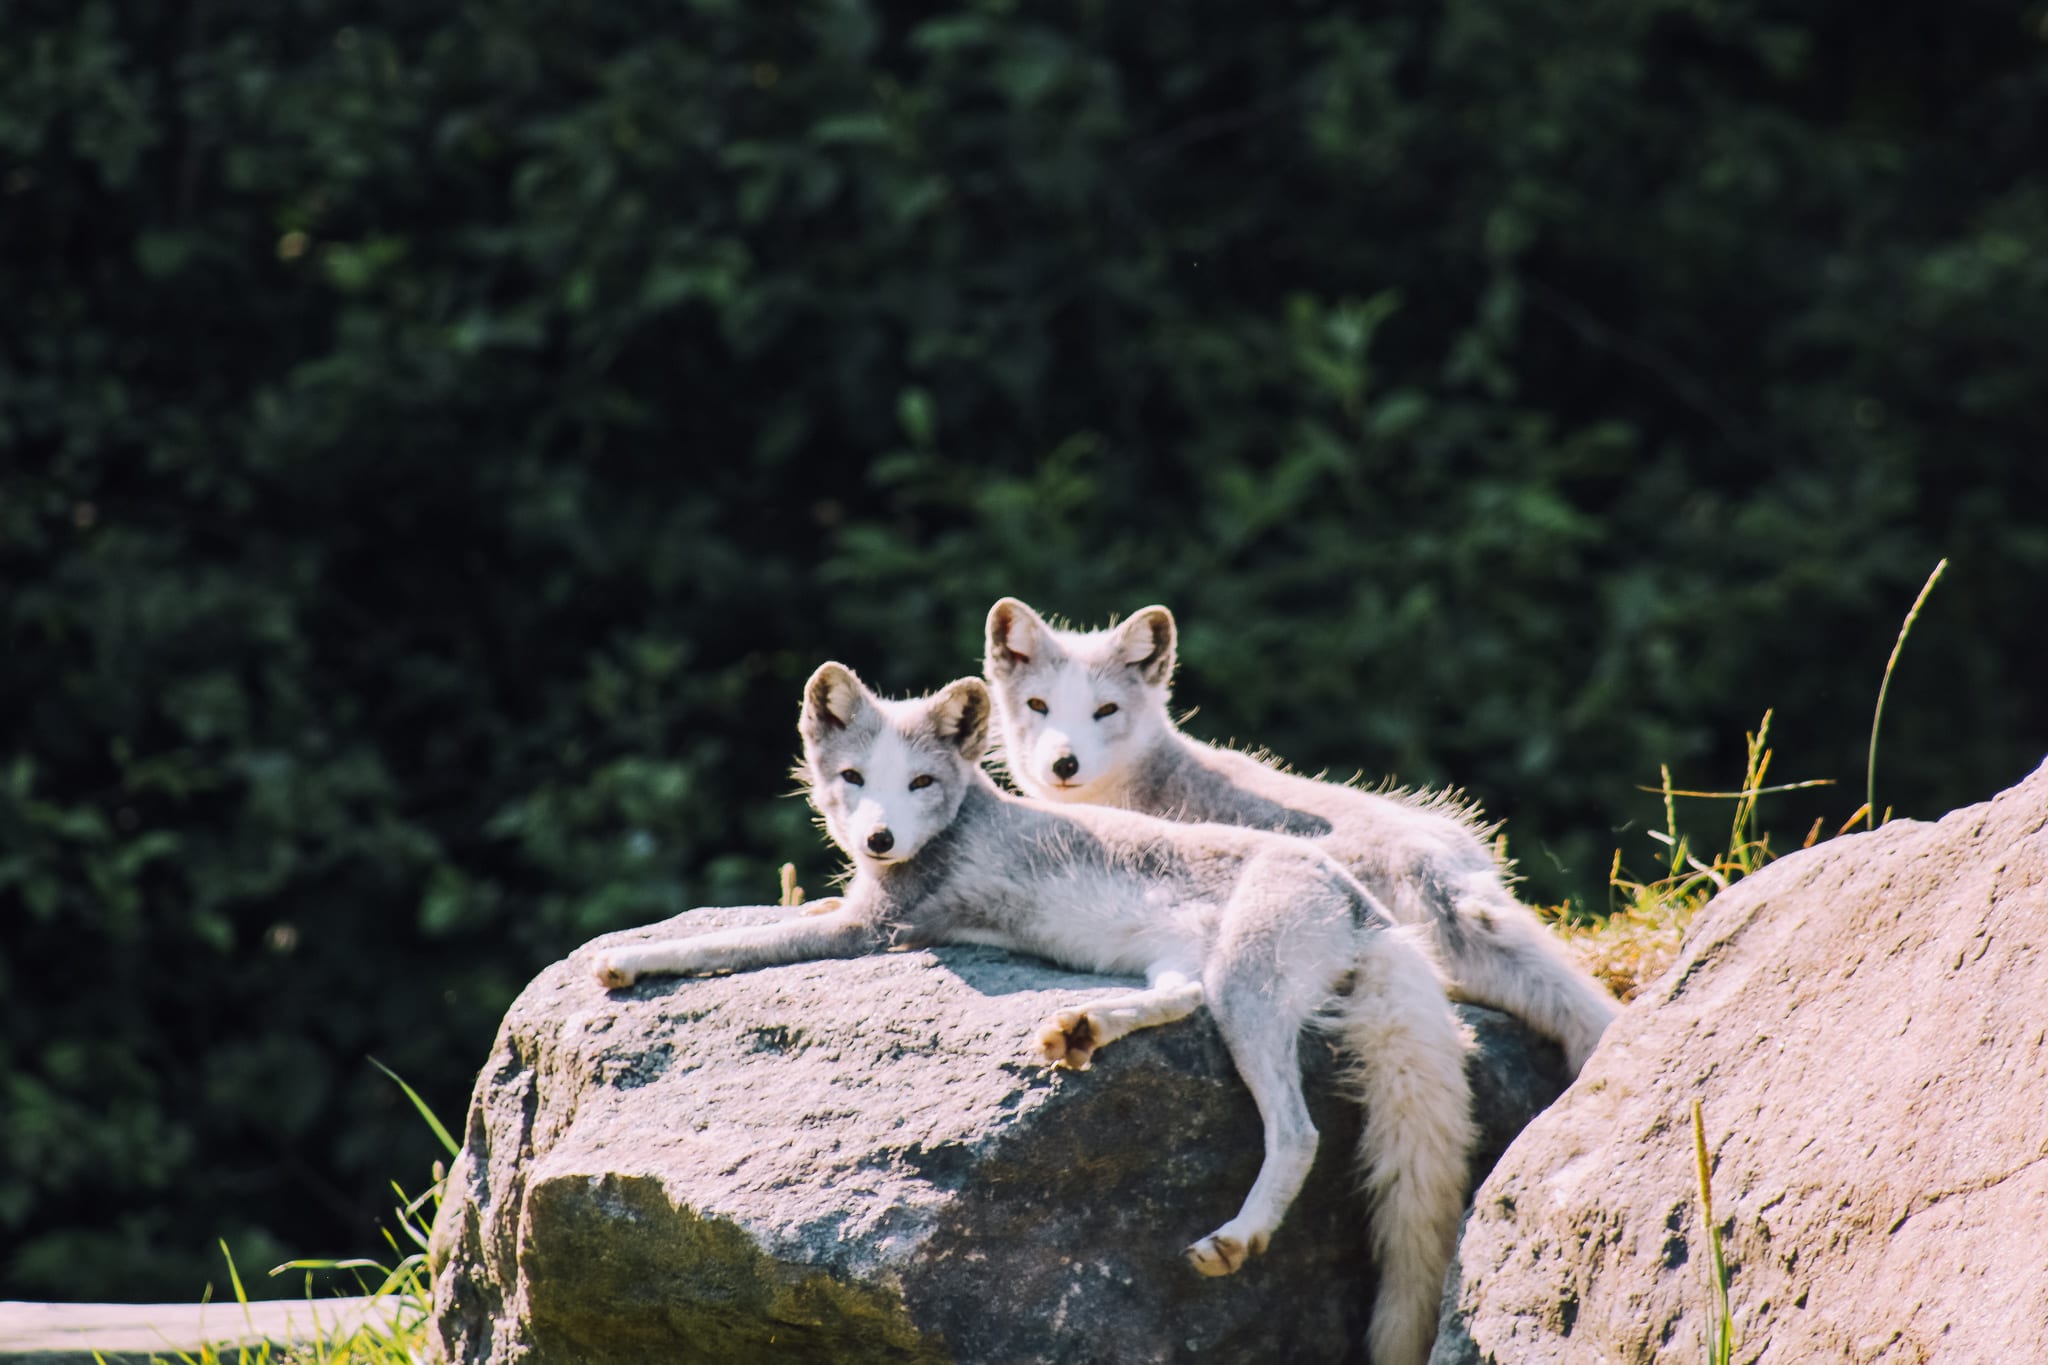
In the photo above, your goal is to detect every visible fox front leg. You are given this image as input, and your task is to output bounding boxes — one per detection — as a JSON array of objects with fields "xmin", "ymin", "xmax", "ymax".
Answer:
[
  {"xmin": 1035, "ymin": 969, "xmax": 1205, "ymax": 1070},
  {"xmin": 593, "ymin": 905, "xmax": 881, "ymax": 987}
]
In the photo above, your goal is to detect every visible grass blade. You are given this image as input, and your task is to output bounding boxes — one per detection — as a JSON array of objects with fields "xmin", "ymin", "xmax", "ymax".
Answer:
[
  {"xmin": 1660, "ymin": 765, "xmax": 1682, "ymax": 878},
  {"xmin": 1866, "ymin": 558, "xmax": 1947, "ymax": 830},
  {"xmin": 217, "ymin": 1241, "xmax": 246, "ymax": 1306},
  {"xmin": 1633, "ymin": 779, "xmax": 1834, "ymax": 799},
  {"xmin": 369, "ymin": 1056, "xmax": 459, "ymax": 1157}
]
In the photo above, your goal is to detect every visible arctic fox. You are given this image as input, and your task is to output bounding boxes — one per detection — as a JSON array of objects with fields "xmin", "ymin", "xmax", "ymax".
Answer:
[
  {"xmin": 984, "ymin": 598, "xmax": 1617, "ymax": 1074},
  {"xmin": 591, "ymin": 663, "xmax": 1474, "ymax": 1365}
]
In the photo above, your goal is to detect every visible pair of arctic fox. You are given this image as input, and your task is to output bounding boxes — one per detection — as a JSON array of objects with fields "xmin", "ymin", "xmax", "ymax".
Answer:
[{"xmin": 592, "ymin": 598, "xmax": 1615, "ymax": 1365}]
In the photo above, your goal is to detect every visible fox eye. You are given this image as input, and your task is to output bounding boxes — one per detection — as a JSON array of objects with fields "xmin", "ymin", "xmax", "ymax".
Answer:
[
  {"xmin": 909, "ymin": 774, "xmax": 935, "ymax": 791},
  {"xmin": 1093, "ymin": 703, "xmax": 1119, "ymax": 719},
  {"xmin": 1027, "ymin": 698, "xmax": 1049, "ymax": 714},
  {"xmin": 840, "ymin": 769, "xmax": 864, "ymax": 786}
]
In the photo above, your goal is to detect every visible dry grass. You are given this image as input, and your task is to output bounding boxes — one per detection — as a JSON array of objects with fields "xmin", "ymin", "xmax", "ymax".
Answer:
[{"xmin": 1545, "ymin": 711, "xmax": 1840, "ymax": 1002}]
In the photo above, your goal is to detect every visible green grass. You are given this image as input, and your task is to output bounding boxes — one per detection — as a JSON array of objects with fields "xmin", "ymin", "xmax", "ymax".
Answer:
[
  {"xmin": 102, "ymin": 1065, "xmax": 451, "ymax": 1365},
  {"xmin": 261, "ymin": 1061, "xmax": 453, "ymax": 1362}
]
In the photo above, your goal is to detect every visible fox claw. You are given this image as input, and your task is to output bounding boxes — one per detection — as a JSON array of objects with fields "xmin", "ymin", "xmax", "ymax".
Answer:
[
  {"xmin": 1035, "ymin": 1008, "xmax": 1097, "ymax": 1069},
  {"xmin": 1187, "ymin": 1229, "xmax": 1267, "ymax": 1277}
]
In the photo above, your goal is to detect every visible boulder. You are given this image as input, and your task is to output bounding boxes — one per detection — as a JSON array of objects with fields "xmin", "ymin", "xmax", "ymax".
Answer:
[
  {"xmin": 1432, "ymin": 757, "xmax": 2048, "ymax": 1364},
  {"xmin": 429, "ymin": 907, "xmax": 1570, "ymax": 1364}
]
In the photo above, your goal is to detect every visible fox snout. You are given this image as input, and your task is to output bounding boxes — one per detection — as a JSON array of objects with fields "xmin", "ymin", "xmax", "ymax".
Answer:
[
  {"xmin": 866, "ymin": 828, "xmax": 895, "ymax": 855},
  {"xmin": 1032, "ymin": 726, "xmax": 1091, "ymax": 789}
]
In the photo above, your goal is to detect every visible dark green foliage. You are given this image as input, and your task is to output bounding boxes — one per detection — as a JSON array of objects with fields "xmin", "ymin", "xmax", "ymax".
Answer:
[{"xmin": 2, "ymin": 0, "xmax": 2043, "ymax": 1300}]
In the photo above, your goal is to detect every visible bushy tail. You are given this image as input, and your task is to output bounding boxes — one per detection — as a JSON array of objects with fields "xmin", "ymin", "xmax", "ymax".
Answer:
[
  {"xmin": 1333, "ymin": 926, "xmax": 1475, "ymax": 1365},
  {"xmin": 1438, "ymin": 877, "xmax": 1617, "ymax": 1074}
]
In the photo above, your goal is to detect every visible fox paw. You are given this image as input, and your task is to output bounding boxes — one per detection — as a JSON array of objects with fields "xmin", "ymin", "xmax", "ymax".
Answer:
[
  {"xmin": 799, "ymin": 896, "xmax": 844, "ymax": 917},
  {"xmin": 1186, "ymin": 1229, "xmax": 1267, "ymax": 1278},
  {"xmin": 1035, "ymin": 1008, "xmax": 1098, "ymax": 1070},
  {"xmin": 593, "ymin": 956, "xmax": 636, "ymax": 990}
]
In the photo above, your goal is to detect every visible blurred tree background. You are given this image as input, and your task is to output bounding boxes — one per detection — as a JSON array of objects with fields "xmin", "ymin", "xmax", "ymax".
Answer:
[{"xmin": 3, "ymin": 0, "xmax": 2044, "ymax": 1302}]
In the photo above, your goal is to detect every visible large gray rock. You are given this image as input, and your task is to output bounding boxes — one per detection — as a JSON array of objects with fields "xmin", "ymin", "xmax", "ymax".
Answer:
[
  {"xmin": 429, "ymin": 906, "xmax": 1569, "ymax": 1364},
  {"xmin": 1433, "ymin": 757, "xmax": 2048, "ymax": 1364}
]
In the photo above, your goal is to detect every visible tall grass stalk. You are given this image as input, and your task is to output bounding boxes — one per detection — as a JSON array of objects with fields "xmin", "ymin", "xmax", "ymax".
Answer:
[
  {"xmin": 369, "ymin": 1056, "xmax": 459, "ymax": 1158},
  {"xmin": 1691, "ymin": 1099, "xmax": 1735, "ymax": 1365},
  {"xmin": 1865, "ymin": 557, "xmax": 1947, "ymax": 830}
]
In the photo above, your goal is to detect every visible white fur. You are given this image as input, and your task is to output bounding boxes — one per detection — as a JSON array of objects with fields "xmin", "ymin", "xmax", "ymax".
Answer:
[
  {"xmin": 804, "ymin": 668, "xmax": 987, "ymax": 866},
  {"xmin": 589, "ymin": 664, "xmax": 1473, "ymax": 1365},
  {"xmin": 1337, "ymin": 928, "xmax": 1477, "ymax": 1365},
  {"xmin": 985, "ymin": 598, "xmax": 1617, "ymax": 1075},
  {"xmin": 984, "ymin": 598, "xmax": 1173, "ymax": 801}
]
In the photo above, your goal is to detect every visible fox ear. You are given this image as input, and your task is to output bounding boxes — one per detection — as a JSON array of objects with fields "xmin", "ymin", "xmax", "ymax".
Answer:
[
  {"xmin": 1117, "ymin": 605, "xmax": 1176, "ymax": 686},
  {"xmin": 930, "ymin": 677, "xmax": 992, "ymax": 761},
  {"xmin": 801, "ymin": 662, "xmax": 872, "ymax": 739},
  {"xmin": 985, "ymin": 597, "xmax": 1052, "ymax": 676}
]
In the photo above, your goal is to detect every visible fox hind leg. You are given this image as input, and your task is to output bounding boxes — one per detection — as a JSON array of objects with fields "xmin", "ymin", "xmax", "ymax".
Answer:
[
  {"xmin": 1431, "ymin": 875, "xmax": 1616, "ymax": 1073},
  {"xmin": 1183, "ymin": 856, "xmax": 1373, "ymax": 1276},
  {"xmin": 1186, "ymin": 990, "xmax": 1319, "ymax": 1277}
]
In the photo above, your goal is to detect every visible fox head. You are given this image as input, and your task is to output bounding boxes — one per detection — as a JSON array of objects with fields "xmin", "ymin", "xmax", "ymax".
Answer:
[
  {"xmin": 800, "ymin": 662, "xmax": 993, "ymax": 867},
  {"xmin": 983, "ymin": 597, "xmax": 1175, "ymax": 803}
]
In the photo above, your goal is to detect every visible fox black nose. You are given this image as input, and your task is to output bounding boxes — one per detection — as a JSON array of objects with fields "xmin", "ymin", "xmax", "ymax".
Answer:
[
  {"xmin": 866, "ymin": 828, "xmax": 895, "ymax": 855},
  {"xmin": 1052, "ymin": 754, "xmax": 1079, "ymax": 781}
]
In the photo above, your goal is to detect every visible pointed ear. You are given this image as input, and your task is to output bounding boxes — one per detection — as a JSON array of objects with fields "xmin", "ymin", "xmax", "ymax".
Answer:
[
  {"xmin": 800, "ymin": 662, "xmax": 873, "ymax": 741},
  {"xmin": 929, "ymin": 677, "xmax": 992, "ymax": 761},
  {"xmin": 1117, "ymin": 606, "xmax": 1177, "ymax": 686},
  {"xmin": 985, "ymin": 597, "xmax": 1052, "ymax": 677}
]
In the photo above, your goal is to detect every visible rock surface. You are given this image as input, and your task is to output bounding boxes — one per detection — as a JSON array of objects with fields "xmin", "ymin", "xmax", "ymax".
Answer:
[
  {"xmin": 1432, "ymin": 757, "xmax": 2048, "ymax": 1364},
  {"xmin": 429, "ymin": 907, "xmax": 1570, "ymax": 1364}
]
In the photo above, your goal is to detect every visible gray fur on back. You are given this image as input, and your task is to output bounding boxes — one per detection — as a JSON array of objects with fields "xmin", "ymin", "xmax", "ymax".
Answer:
[
  {"xmin": 1108, "ymin": 739, "xmax": 1508, "ymax": 929},
  {"xmin": 984, "ymin": 598, "xmax": 1619, "ymax": 1073},
  {"xmin": 982, "ymin": 598, "xmax": 1503, "ymax": 929}
]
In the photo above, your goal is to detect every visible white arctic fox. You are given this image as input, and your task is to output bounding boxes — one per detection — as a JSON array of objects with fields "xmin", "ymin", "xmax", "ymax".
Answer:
[
  {"xmin": 984, "ymin": 598, "xmax": 1617, "ymax": 1074},
  {"xmin": 591, "ymin": 663, "xmax": 1473, "ymax": 1365}
]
